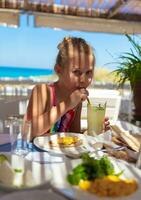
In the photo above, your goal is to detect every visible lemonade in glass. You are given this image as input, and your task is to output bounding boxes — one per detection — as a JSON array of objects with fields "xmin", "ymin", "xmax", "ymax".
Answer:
[{"xmin": 87, "ymin": 102, "xmax": 106, "ymax": 136}]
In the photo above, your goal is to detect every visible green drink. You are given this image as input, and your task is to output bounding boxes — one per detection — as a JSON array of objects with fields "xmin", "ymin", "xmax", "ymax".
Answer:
[{"xmin": 87, "ymin": 103, "xmax": 106, "ymax": 136}]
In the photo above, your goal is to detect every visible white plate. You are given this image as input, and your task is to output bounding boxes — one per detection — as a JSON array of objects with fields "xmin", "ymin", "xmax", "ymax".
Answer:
[
  {"xmin": 0, "ymin": 189, "xmax": 68, "ymax": 200},
  {"xmin": 33, "ymin": 131, "xmax": 120, "ymax": 158},
  {"xmin": 0, "ymin": 153, "xmax": 52, "ymax": 191},
  {"xmin": 51, "ymin": 158, "xmax": 141, "ymax": 200},
  {"xmin": 33, "ymin": 132, "xmax": 90, "ymax": 156}
]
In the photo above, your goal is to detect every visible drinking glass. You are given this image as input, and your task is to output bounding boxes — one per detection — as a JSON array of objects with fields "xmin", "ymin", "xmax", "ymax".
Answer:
[
  {"xmin": 9, "ymin": 118, "xmax": 31, "ymax": 156},
  {"xmin": 87, "ymin": 102, "xmax": 106, "ymax": 136}
]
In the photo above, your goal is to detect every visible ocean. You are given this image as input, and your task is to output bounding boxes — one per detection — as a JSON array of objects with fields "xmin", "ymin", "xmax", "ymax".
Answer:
[{"xmin": 0, "ymin": 66, "xmax": 54, "ymax": 78}]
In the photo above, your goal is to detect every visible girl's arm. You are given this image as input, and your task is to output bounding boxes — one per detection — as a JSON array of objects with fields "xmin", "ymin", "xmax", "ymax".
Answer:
[
  {"xmin": 69, "ymin": 103, "xmax": 82, "ymax": 133},
  {"xmin": 25, "ymin": 84, "xmax": 71, "ymax": 139}
]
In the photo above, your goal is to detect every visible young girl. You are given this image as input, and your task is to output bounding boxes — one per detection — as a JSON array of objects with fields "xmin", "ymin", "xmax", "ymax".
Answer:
[{"xmin": 24, "ymin": 37, "xmax": 110, "ymax": 139}]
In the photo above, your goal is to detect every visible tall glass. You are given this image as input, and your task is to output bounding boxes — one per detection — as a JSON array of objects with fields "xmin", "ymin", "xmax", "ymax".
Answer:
[
  {"xmin": 9, "ymin": 118, "xmax": 31, "ymax": 156},
  {"xmin": 87, "ymin": 102, "xmax": 106, "ymax": 136}
]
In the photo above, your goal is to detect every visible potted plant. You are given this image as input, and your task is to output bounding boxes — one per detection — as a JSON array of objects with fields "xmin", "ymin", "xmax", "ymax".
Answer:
[{"xmin": 112, "ymin": 34, "xmax": 141, "ymax": 121}]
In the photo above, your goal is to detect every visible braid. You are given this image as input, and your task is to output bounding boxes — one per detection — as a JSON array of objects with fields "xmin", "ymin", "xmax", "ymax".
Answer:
[{"xmin": 55, "ymin": 36, "xmax": 95, "ymax": 68}]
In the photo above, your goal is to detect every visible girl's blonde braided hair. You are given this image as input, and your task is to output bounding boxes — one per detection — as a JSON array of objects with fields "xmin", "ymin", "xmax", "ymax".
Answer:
[{"xmin": 55, "ymin": 36, "xmax": 95, "ymax": 68}]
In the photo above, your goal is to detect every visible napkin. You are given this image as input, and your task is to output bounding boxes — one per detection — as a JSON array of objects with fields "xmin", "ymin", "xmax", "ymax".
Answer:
[{"xmin": 25, "ymin": 152, "xmax": 64, "ymax": 164}]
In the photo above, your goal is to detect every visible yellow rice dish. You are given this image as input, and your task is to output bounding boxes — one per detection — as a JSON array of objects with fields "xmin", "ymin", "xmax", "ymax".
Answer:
[
  {"xmin": 57, "ymin": 136, "xmax": 79, "ymax": 145},
  {"xmin": 79, "ymin": 175, "xmax": 138, "ymax": 197},
  {"xmin": 49, "ymin": 136, "xmax": 82, "ymax": 147}
]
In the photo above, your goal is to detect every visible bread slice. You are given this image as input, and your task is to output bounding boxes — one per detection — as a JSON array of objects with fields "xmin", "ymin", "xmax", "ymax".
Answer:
[
  {"xmin": 111, "ymin": 125, "xmax": 140, "ymax": 152},
  {"xmin": 111, "ymin": 125, "xmax": 123, "ymax": 137},
  {"xmin": 118, "ymin": 131, "xmax": 140, "ymax": 152},
  {"xmin": 111, "ymin": 136, "xmax": 129, "ymax": 147},
  {"xmin": 107, "ymin": 149, "xmax": 136, "ymax": 163}
]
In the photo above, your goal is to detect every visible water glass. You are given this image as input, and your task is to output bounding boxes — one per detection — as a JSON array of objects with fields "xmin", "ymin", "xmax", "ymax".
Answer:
[
  {"xmin": 87, "ymin": 102, "xmax": 106, "ymax": 136},
  {"xmin": 9, "ymin": 118, "xmax": 31, "ymax": 156}
]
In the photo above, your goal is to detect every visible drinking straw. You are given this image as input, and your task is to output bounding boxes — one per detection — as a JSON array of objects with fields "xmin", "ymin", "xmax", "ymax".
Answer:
[
  {"xmin": 87, "ymin": 97, "xmax": 91, "ymax": 105},
  {"xmin": 105, "ymin": 101, "xmax": 107, "ymax": 108}
]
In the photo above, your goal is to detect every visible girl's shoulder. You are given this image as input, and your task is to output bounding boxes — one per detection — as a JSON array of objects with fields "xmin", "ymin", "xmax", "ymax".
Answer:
[
  {"xmin": 32, "ymin": 83, "xmax": 55, "ymax": 99},
  {"xmin": 32, "ymin": 83, "xmax": 50, "ymax": 92}
]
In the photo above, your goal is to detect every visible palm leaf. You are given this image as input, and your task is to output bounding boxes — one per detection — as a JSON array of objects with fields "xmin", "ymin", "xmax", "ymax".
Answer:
[
  {"xmin": 120, "ymin": 53, "xmax": 141, "ymax": 63},
  {"xmin": 111, "ymin": 34, "xmax": 141, "ymax": 88},
  {"xmin": 125, "ymin": 34, "xmax": 141, "ymax": 56}
]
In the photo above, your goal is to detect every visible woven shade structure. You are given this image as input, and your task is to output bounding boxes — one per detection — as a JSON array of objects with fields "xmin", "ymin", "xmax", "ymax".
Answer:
[
  {"xmin": 0, "ymin": 0, "xmax": 141, "ymax": 33},
  {"xmin": 0, "ymin": 10, "xmax": 19, "ymax": 27}
]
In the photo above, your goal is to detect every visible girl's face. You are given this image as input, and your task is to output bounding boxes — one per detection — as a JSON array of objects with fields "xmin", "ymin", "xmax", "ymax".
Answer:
[{"xmin": 58, "ymin": 47, "xmax": 94, "ymax": 92}]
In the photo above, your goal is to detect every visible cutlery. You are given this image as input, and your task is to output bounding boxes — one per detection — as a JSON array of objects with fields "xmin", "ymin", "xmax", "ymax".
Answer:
[
  {"xmin": 64, "ymin": 145, "xmax": 126, "ymax": 159},
  {"xmin": 136, "ymin": 144, "xmax": 141, "ymax": 169},
  {"xmin": 88, "ymin": 145, "xmax": 127, "ymax": 157}
]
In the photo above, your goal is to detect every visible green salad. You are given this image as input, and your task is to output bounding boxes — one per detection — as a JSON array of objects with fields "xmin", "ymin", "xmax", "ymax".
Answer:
[{"xmin": 67, "ymin": 153, "xmax": 123, "ymax": 185}]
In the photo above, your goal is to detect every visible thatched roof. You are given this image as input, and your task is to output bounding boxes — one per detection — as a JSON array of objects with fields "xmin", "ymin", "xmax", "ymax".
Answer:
[{"xmin": 0, "ymin": 0, "xmax": 141, "ymax": 34}]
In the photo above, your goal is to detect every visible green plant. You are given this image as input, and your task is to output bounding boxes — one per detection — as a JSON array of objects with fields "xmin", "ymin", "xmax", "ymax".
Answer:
[{"xmin": 112, "ymin": 34, "xmax": 141, "ymax": 89}]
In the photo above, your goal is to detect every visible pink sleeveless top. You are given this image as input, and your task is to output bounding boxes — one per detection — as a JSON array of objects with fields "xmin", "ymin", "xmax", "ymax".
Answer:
[{"xmin": 49, "ymin": 84, "xmax": 75, "ymax": 133}]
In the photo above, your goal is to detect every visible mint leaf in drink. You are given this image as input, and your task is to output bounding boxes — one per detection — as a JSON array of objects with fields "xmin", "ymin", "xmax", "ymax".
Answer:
[{"xmin": 94, "ymin": 104, "xmax": 105, "ymax": 111}]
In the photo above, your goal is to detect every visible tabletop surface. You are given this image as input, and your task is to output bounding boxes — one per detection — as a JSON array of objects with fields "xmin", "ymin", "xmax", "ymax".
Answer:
[{"xmin": 0, "ymin": 120, "xmax": 141, "ymax": 200}]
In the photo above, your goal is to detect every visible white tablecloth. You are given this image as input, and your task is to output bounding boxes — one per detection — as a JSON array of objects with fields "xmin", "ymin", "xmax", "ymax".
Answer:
[{"xmin": 0, "ymin": 121, "xmax": 141, "ymax": 199}]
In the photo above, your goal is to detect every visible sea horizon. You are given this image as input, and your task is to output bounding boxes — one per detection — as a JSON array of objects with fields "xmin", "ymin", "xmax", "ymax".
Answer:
[{"xmin": 0, "ymin": 66, "xmax": 54, "ymax": 78}]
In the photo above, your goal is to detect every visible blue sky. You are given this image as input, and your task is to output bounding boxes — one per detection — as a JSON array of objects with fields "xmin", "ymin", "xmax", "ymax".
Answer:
[{"xmin": 0, "ymin": 14, "xmax": 140, "ymax": 71}]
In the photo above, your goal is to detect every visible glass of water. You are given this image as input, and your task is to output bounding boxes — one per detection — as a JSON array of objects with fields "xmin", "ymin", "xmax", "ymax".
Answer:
[{"xmin": 9, "ymin": 118, "xmax": 31, "ymax": 156}]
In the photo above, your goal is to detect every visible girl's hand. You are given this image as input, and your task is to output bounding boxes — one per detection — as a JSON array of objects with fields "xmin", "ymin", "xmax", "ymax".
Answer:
[
  {"xmin": 104, "ymin": 117, "xmax": 110, "ymax": 131},
  {"xmin": 66, "ymin": 88, "xmax": 88, "ymax": 110}
]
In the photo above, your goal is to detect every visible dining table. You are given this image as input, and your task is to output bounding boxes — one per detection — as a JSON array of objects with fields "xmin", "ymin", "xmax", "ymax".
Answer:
[{"xmin": 0, "ymin": 120, "xmax": 141, "ymax": 200}]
